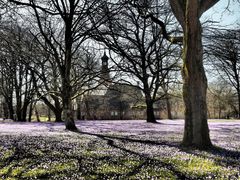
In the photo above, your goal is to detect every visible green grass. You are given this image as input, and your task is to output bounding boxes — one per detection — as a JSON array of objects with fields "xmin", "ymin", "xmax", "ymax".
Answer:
[
  {"xmin": 30, "ymin": 115, "xmax": 56, "ymax": 122},
  {"xmin": 208, "ymin": 119, "xmax": 240, "ymax": 122},
  {"xmin": 161, "ymin": 155, "xmax": 238, "ymax": 179},
  {"xmin": 0, "ymin": 146, "xmax": 238, "ymax": 179},
  {"xmin": 0, "ymin": 157, "xmax": 78, "ymax": 179},
  {"xmin": 0, "ymin": 132, "xmax": 239, "ymax": 179},
  {"xmin": 22, "ymin": 160, "xmax": 78, "ymax": 178}
]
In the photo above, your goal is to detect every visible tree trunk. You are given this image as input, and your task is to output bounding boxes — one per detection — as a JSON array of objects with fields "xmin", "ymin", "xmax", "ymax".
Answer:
[
  {"xmin": 145, "ymin": 96, "xmax": 156, "ymax": 123},
  {"xmin": 237, "ymin": 91, "xmax": 240, "ymax": 118},
  {"xmin": 207, "ymin": 107, "xmax": 211, "ymax": 119},
  {"xmin": 21, "ymin": 102, "xmax": 29, "ymax": 122},
  {"xmin": 181, "ymin": 1, "xmax": 212, "ymax": 148},
  {"xmin": 35, "ymin": 106, "xmax": 40, "ymax": 122},
  {"xmin": 85, "ymin": 97, "xmax": 91, "ymax": 120},
  {"xmin": 62, "ymin": 98, "xmax": 77, "ymax": 131},
  {"xmin": 2, "ymin": 101, "xmax": 8, "ymax": 119},
  {"xmin": 31, "ymin": 70, "xmax": 63, "ymax": 122},
  {"xmin": 166, "ymin": 95, "xmax": 172, "ymax": 119},
  {"xmin": 28, "ymin": 101, "xmax": 33, "ymax": 122},
  {"xmin": 5, "ymin": 96, "xmax": 14, "ymax": 120},
  {"xmin": 218, "ymin": 105, "xmax": 222, "ymax": 119},
  {"xmin": 16, "ymin": 92, "xmax": 22, "ymax": 121},
  {"xmin": 76, "ymin": 102, "xmax": 81, "ymax": 120},
  {"xmin": 54, "ymin": 109, "xmax": 62, "ymax": 122},
  {"xmin": 8, "ymin": 103, "xmax": 14, "ymax": 120},
  {"xmin": 47, "ymin": 107, "xmax": 51, "ymax": 121},
  {"xmin": 62, "ymin": 11, "xmax": 78, "ymax": 131},
  {"xmin": 62, "ymin": 78, "xmax": 77, "ymax": 131}
]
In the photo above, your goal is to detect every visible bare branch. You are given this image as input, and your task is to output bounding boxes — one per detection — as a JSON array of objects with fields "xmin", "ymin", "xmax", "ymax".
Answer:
[{"xmin": 168, "ymin": 0, "xmax": 185, "ymax": 29}]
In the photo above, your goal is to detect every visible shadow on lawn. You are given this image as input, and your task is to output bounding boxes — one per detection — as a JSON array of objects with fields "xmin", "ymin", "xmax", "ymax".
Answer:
[
  {"xmin": 76, "ymin": 131, "xmax": 188, "ymax": 179},
  {"xmin": 79, "ymin": 131, "xmax": 179, "ymax": 147},
  {"xmin": 185, "ymin": 145, "xmax": 240, "ymax": 169},
  {"xmin": 1, "ymin": 128, "xmax": 239, "ymax": 179},
  {"xmin": 77, "ymin": 130, "xmax": 240, "ymax": 175}
]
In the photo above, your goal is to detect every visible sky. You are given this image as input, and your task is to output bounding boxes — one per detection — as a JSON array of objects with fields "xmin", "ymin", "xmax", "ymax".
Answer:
[{"xmin": 201, "ymin": 1, "xmax": 240, "ymax": 28}]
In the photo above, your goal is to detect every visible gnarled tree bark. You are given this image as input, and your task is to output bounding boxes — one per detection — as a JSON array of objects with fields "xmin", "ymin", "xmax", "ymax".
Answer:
[{"xmin": 169, "ymin": 0, "xmax": 220, "ymax": 148}]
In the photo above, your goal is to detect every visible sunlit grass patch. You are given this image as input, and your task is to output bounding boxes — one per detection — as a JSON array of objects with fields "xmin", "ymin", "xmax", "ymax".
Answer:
[
  {"xmin": 10, "ymin": 166, "xmax": 25, "ymax": 177},
  {"xmin": 22, "ymin": 160, "xmax": 78, "ymax": 178},
  {"xmin": 0, "ymin": 160, "xmax": 28, "ymax": 178},
  {"xmin": 162, "ymin": 154, "xmax": 239, "ymax": 179},
  {"xmin": 0, "ymin": 150, "xmax": 78, "ymax": 179},
  {"xmin": 31, "ymin": 116, "xmax": 56, "ymax": 122},
  {"xmin": 0, "ymin": 165, "xmax": 13, "ymax": 176},
  {"xmin": 0, "ymin": 148, "xmax": 15, "ymax": 161},
  {"xmin": 130, "ymin": 166, "xmax": 176, "ymax": 180},
  {"xmin": 93, "ymin": 156, "xmax": 177, "ymax": 179},
  {"xmin": 0, "ymin": 158, "xmax": 36, "ymax": 178}
]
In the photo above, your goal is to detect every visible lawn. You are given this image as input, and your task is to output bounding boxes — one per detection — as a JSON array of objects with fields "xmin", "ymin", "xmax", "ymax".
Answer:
[{"xmin": 0, "ymin": 120, "xmax": 239, "ymax": 179}]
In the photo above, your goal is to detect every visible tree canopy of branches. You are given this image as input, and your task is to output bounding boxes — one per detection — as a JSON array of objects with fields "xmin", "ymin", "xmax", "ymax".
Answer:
[
  {"xmin": 207, "ymin": 28, "xmax": 240, "ymax": 117},
  {"xmin": 90, "ymin": 0, "xmax": 180, "ymax": 123},
  {"xmin": 0, "ymin": 22, "xmax": 36, "ymax": 121},
  {"xmin": 9, "ymin": 0, "xmax": 104, "ymax": 130}
]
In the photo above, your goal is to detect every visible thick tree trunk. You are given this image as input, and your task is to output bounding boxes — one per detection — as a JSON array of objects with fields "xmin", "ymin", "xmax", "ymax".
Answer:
[
  {"xmin": 21, "ymin": 102, "xmax": 29, "ymax": 122},
  {"xmin": 62, "ymin": 11, "xmax": 78, "ymax": 131},
  {"xmin": 181, "ymin": 1, "xmax": 212, "ymax": 148},
  {"xmin": 8, "ymin": 105, "xmax": 14, "ymax": 120},
  {"xmin": 145, "ymin": 96, "xmax": 156, "ymax": 123},
  {"xmin": 62, "ymin": 99, "xmax": 77, "ymax": 131},
  {"xmin": 54, "ymin": 109, "xmax": 62, "ymax": 122},
  {"xmin": 16, "ymin": 111, "xmax": 21, "ymax": 122},
  {"xmin": 16, "ymin": 94, "xmax": 22, "ymax": 121},
  {"xmin": 5, "ymin": 96, "xmax": 14, "ymax": 120},
  {"xmin": 62, "ymin": 78, "xmax": 77, "ymax": 131}
]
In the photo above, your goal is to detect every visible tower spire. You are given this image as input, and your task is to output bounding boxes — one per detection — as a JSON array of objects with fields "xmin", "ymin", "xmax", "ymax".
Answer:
[{"xmin": 101, "ymin": 52, "xmax": 111, "ymax": 84}]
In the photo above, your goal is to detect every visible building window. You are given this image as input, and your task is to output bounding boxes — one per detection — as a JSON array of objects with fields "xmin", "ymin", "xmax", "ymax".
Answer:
[{"xmin": 111, "ymin": 111, "xmax": 118, "ymax": 116}]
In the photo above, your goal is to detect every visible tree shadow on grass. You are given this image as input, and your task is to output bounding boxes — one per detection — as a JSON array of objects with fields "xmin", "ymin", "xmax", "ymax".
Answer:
[
  {"xmin": 78, "ymin": 131, "xmax": 180, "ymax": 148},
  {"xmin": 75, "ymin": 130, "xmax": 240, "ymax": 178},
  {"xmin": 182, "ymin": 145, "xmax": 240, "ymax": 170},
  {"xmin": 75, "ymin": 131, "xmax": 188, "ymax": 179}
]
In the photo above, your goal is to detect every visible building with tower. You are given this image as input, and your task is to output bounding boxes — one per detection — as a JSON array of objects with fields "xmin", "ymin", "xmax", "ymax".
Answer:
[{"xmin": 75, "ymin": 52, "xmax": 164, "ymax": 120}]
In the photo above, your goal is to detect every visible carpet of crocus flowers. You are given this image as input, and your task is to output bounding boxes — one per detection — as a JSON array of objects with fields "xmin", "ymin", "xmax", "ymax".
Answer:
[{"xmin": 0, "ymin": 119, "xmax": 239, "ymax": 179}]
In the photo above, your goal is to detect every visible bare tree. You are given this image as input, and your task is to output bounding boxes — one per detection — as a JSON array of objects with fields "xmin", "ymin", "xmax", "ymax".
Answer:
[
  {"xmin": 0, "ymin": 55, "xmax": 15, "ymax": 120},
  {"xmin": 208, "ymin": 81, "xmax": 237, "ymax": 119},
  {"xmin": 207, "ymin": 28, "xmax": 240, "ymax": 118},
  {"xmin": 90, "ymin": 0, "xmax": 180, "ymax": 123},
  {"xmin": 166, "ymin": 0, "xmax": 222, "ymax": 148},
  {"xmin": 9, "ymin": 0, "xmax": 104, "ymax": 130},
  {"xmin": 134, "ymin": 0, "xmax": 222, "ymax": 147},
  {"xmin": 0, "ymin": 22, "xmax": 36, "ymax": 121}
]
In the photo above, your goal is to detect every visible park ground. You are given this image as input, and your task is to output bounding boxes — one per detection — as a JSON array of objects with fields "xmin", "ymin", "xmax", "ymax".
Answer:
[{"xmin": 0, "ymin": 119, "xmax": 240, "ymax": 179}]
